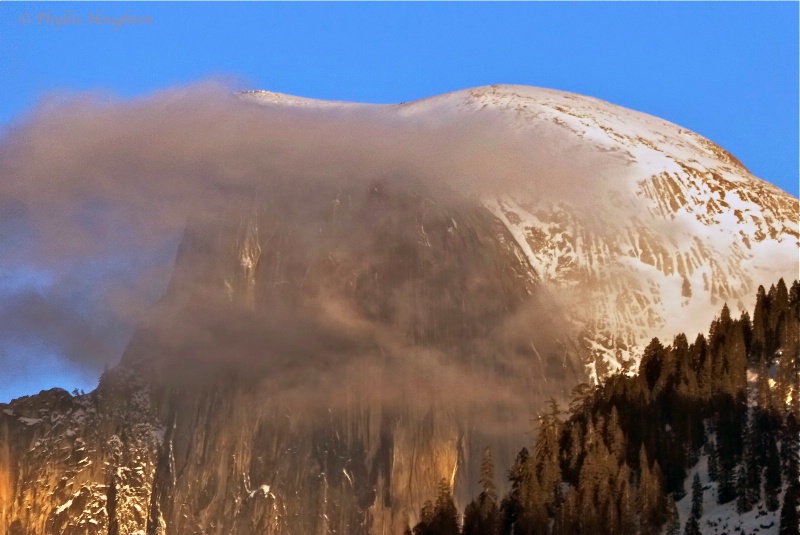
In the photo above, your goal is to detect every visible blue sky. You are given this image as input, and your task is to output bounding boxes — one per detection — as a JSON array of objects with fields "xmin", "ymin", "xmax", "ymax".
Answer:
[{"xmin": 0, "ymin": 1, "xmax": 797, "ymax": 401}]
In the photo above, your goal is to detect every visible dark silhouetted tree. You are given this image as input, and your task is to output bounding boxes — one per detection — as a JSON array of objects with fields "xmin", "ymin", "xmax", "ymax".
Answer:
[
  {"xmin": 534, "ymin": 400, "xmax": 563, "ymax": 520},
  {"xmin": 664, "ymin": 497, "xmax": 680, "ymax": 535},
  {"xmin": 413, "ymin": 479, "xmax": 459, "ymax": 535},
  {"xmin": 683, "ymin": 473, "xmax": 703, "ymax": 535},
  {"xmin": 640, "ymin": 338, "xmax": 667, "ymax": 393},
  {"xmin": 499, "ymin": 448, "xmax": 534, "ymax": 535},
  {"xmin": 751, "ymin": 285, "xmax": 769, "ymax": 366},
  {"xmin": 414, "ymin": 501, "xmax": 436, "ymax": 535},
  {"xmin": 637, "ymin": 445, "xmax": 667, "ymax": 533},
  {"xmin": 707, "ymin": 439, "xmax": 719, "ymax": 482},
  {"xmin": 463, "ymin": 448, "xmax": 499, "ymax": 535},
  {"xmin": 764, "ymin": 429, "xmax": 782, "ymax": 512},
  {"xmin": 779, "ymin": 483, "xmax": 799, "ymax": 535}
]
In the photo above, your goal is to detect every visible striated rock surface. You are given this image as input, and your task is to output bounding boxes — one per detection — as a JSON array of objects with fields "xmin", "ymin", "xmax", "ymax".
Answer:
[
  {"xmin": 0, "ymin": 373, "xmax": 160, "ymax": 535},
  {"xmin": 3, "ymin": 182, "xmax": 585, "ymax": 534},
  {"xmin": 1, "ymin": 85, "xmax": 797, "ymax": 534}
]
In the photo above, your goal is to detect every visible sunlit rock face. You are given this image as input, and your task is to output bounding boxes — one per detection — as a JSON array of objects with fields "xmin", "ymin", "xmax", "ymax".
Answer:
[
  {"xmin": 1, "ymin": 85, "xmax": 797, "ymax": 534},
  {"xmin": 120, "ymin": 179, "xmax": 585, "ymax": 534},
  {"xmin": 1, "ymin": 179, "xmax": 586, "ymax": 534},
  {"xmin": 0, "ymin": 375, "xmax": 160, "ymax": 535}
]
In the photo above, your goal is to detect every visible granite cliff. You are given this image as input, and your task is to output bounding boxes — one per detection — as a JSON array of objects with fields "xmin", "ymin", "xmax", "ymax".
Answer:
[{"xmin": 1, "ymin": 85, "xmax": 797, "ymax": 534}]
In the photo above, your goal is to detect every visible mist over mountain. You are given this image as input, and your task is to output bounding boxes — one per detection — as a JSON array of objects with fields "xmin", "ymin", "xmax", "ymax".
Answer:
[{"xmin": 0, "ymin": 84, "xmax": 796, "ymax": 533}]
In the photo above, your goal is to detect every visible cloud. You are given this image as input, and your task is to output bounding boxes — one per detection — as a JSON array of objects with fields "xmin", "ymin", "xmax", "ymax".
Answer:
[
  {"xmin": 0, "ymin": 290, "xmax": 113, "ymax": 368},
  {"xmin": 0, "ymin": 81, "xmax": 590, "ymax": 420}
]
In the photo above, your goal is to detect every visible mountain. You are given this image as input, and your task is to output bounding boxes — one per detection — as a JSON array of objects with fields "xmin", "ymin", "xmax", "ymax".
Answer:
[
  {"xmin": 247, "ymin": 84, "xmax": 798, "ymax": 379},
  {"xmin": 1, "ymin": 85, "xmax": 797, "ymax": 534}
]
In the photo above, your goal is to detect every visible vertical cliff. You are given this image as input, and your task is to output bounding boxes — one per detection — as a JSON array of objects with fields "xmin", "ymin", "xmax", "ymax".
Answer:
[
  {"xmin": 0, "ymin": 370, "xmax": 161, "ymax": 535},
  {"xmin": 1, "ymin": 179, "xmax": 585, "ymax": 534}
]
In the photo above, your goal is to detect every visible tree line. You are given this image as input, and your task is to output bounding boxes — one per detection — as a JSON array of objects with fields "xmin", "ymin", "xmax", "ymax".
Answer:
[{"xmin": 408, "ymin": 279, "xmax": 800, "ymax": 534}]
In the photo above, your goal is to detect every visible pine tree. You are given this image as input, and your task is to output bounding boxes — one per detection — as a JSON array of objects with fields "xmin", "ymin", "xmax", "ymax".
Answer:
[
  {"xmin": 690, "ymin": 473, "xmax": 703, "ymax": 522},
  {"xmin": 723, "ymin": 320, "xmax": 748, "ymax": 398},
  {"xmin": 735, "ymin": 462, "xmax": 751, "ymax": 513},
  {"xmin": 781, "ymin": 412, "xmax": 800, "ymax": 484},
  {"xmin": 577, "ymin": 420, "xmax": 616, "ymax": 534},
  {"xmin": 756, "ymin": 358, "xmax": 773, "ymax": 415},
  {"xmin": 776, "ymin": 349, "xmax": 797, "ymax": 419},
  {"xmin": 554, "ymin": 488, "xmax": 578, "ymax": 535},
  {"xmin": 682, "ymin": 473, "xmax": 704, "ymax": 535},
  {"xmin": 683, "ymin": 516, "xmax": 700, "ymax": 535},
  {"xmin": 709, "ymin": 304, "xmax": 733, "ymax": 358},
  {"xmin": 735, "ymin": 414, "xmax": 760, "ymax": 512},
  {"xmin": 771, "ymin": 280, "xmax": 790, "ymax": 332},
  {"xmin": 463, "ymin": 448, "xmax": 499, "ymax": 535},
  {"xmin": 664, "ymin": 497, "xmax": 680, "ymax": 535},
  {"xmin": 790, "ymin": 280, "xmax": 800, "ymax": 316},
  {"xmin": 651, "ymin": 334, "xmax": 681, "ymax": 396},
  {"xmin": 764, "ymin": 429, "xmax": 782, "ymax": 512},
  {"xmin": 717, "ymin": 459, "xmax": 736, "ymax": 504},
  {"xmin": 603, "ymin": 491, "xmax": 621, "ymax": 535},
  {"xmin": 707, "ymin": 439, "xmax": 719, "ymax": 482},
  {"xmin": 563, "ymin": 424, "xmax": 583, "ymax": 482},
  {"xmin": 480, "ymin": 447, "xmax": 498, "ymax": 503},
  {"xmin": 640, "ymin": 338, "xmax": 667, "ymax": 392},
  {"xmin": 500, "ymin": 448, "xmax": 533, "ymax": 535},
  {"xmin": 773, "ymin": 298, "xmax": 800, "ymax": 413},
  {"xmin": 751, "ymin": 285, "xmax": 769, "ymax": 366},
  {"xmin": 637, "ymin": 444, "xmax": 654, "ymax": 522},
  {"xmin": 745, "ymin": 428, "xmax": 761, "ymax": 507},
  {"xmin": 637, "ymin": 446, "xmax": 666, "ymax": 532},
  {"xmin": 766, "ymin": 279, "xmax": 790, "ymax": 367},
  {"xmin": 413, "ymin": 501, "xmax": 436, "ymax": 535},
  {"xmin": 716, "ymin": 403, "xmax": 745, "ymax": 504},
  {"xmin": 432, "ymin": 479, "xmax": 460, "ymax": 535},
  {"xmin": 675, "ymin": 332, "xmax": 702, "ymax": 408},
  {"xmin": 779, "ymin": 483, "xmax": 799, "ymax": 535},
  {"xmin": 690, "ymin": 333, "xmax": 713, "ymax": 400},
  {"xmin": 461, "ymin": 503, "xmax": 480, "ymax": 535},
  {"xmin": 617, "ymin": 467, "xmax": 637, "ymax": 535},
  {"xmin": 534, "ymin": 399, "xmax": 563, "ymax": 523},
  {"xmin": 412, "ymin": 479, "xmax": 459, "ymax": 535}
]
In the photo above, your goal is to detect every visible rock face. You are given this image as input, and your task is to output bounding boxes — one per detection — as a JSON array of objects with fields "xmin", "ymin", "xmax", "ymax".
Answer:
[
  {"xmin": 0, "ymin": 375, "xmax": 160, "ymax": 535},
  {"xmin": 1, "ymin": 85, "xmax": 797, "ymax": 534},
  {"xmin": 2, "ymin": 185, "xmax": 583, "ymax": 534},
  {"xmin": 381, "ymin": 85, "xmax": 798, "ymax": 381},
  {"xmin": 247, "ymin": 84, "xmax": 798, "ymax": 379}
]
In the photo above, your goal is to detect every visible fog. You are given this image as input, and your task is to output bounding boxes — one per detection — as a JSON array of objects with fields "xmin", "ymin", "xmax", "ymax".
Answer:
[{"xmin": 0, "ymin": 82, "xmax": 626, "ymax": 414}]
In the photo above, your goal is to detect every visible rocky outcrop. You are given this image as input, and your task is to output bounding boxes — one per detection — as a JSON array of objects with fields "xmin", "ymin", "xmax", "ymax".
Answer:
[{"xmin": 0, "ymin": 371, "xmax": 160, "ymax": 535}]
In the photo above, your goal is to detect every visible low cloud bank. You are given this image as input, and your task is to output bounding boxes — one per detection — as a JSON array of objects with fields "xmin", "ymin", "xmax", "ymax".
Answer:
[{"xmin": 0, "ymin": 82, "xmax": 599, "ymax": 414}]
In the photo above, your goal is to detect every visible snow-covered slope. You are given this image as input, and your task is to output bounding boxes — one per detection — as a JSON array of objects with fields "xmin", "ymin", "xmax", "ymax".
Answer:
[
  {"xmin": 675, "ymin": 455, "xmax": 783, "ymax": 535},
  {"xmin": 243, "ymin": 85, "xmax": 799, "ymax": 381}
]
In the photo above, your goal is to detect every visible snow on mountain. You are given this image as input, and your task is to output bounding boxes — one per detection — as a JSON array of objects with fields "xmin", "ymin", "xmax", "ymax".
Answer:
[
  {"xmin": 240, "ymin": 89, "xmax": 377, "ymax": 110},
  {"xmin": 242, "ymin": 84, "xmax": 799, "ymax": 382},
  {"xmin": 675, "ymin": 448, "xmax": 784, "ymax": 535},
  {"xmin": 1, "ymin": 85, "xmax": 794, "ymax": 535}
]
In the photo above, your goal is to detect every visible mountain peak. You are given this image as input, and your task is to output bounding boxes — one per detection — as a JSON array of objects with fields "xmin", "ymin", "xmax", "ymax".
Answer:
[
  {"xmin": 242, "ymin": 84, "xmax": 798, "ymax": 381},
  {"xmin": 2, "ymin": 85, "xmax": 796, "ymax": 534}
]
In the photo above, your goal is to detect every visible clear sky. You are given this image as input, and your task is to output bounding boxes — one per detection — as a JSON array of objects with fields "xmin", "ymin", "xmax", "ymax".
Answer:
[{"xmin": 0, "ymin": 1, "xmax": 798, "ymax": 401}]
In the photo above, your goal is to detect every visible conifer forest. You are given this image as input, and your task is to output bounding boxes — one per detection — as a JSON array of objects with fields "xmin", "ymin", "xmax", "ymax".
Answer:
[{"xmin": 409, "ymin": 280, "xmax": 800, "ymax": 535}]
